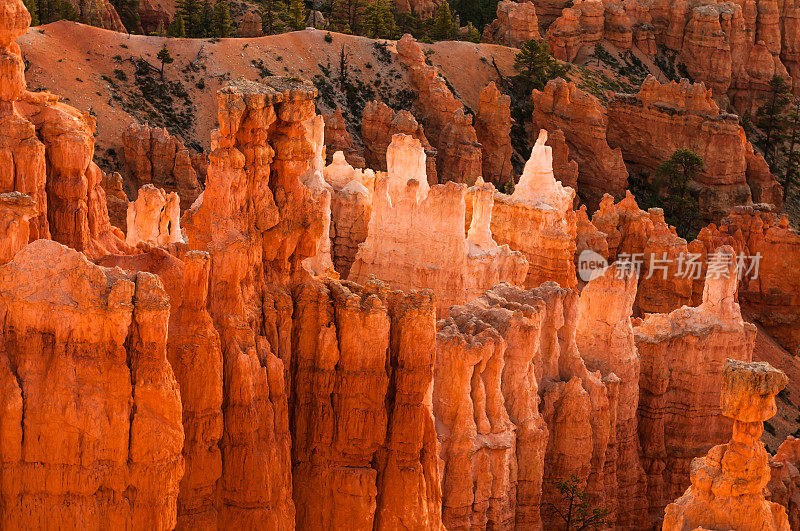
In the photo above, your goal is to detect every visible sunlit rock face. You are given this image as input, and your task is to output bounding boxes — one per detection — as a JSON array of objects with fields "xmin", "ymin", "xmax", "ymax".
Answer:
[
  {"xmin": 663, "ymin": 359, "xmax": 790, "ymax": 531},
  {"xmin": 125, "ymin": 184, "xmax": 182, "ymax": 248},
  {"xmin": 477, "ymin": 130, "xmax": 578, "ymax": 291},
  {"xmin": 635, "ymin": 246, "xmax": 758, "ymax": 524},
  {"xmin": 0, "ymin": 0, "xmax": 129, "ymax": 259},
  {"xmin": 0, "ymin": 239, "xmax": 184, "ymax": 529},
  {"xmin": 349, "ymin": 133, "xmax": 527, "ymax": 314}
]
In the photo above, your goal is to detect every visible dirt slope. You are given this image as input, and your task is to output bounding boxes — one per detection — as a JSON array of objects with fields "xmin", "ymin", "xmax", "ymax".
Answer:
[{"xmin": 18, "ymin": 22, "xmax": 517, "ymax": 172}]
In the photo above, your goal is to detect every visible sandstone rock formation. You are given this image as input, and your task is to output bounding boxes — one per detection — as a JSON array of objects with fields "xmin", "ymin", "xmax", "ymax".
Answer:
[
  {"xmin": 591, "ymin": 192, "xmax": 693, "ymax": 315},
  {"xmin": 237, "ymin": 11, "xmax": 263, "ymax": 37},
  {"xmin": 292, "ymin": 279, "xmax": 443, "ymax": 530},
  {"xmin": 531, "ymin": 78, "xmax": 628, "ymax": 209},
  {"xmin": 98, "ymin": 246, "xmax": 223, "ymax": 529},
  {"xmin": 323, "ymin": 151, "xmax": 373, "ymax": 277},
  {"xmin": 769, "ymin": 436, "xmax": 800, "ymax": 529},
  {"xmin": 635, "ymin": 246, "xmax": 757, "ymax": 523},
  {"xmin": 576, "ymin": 265, "xmax": 648, "ymax": 526},
  {"xmin": 69, "ymin": 0, "xmax": 126, "ymax": 31},
  {"xmin": 0, "ymin": 239, "xmax": 184, "ymax": 529},
  {"xmin": 607, "ymin": 76, "xmax": 783, "ymax": 221},
  {"xmin": 397, "ymin": 34, "xmax": 482, "ymax": 185},
  {"xmin": 361, "ymin": 100, "xmax": 436, "ymax": 183},
  {"xmin": 694, "ymin": 204, "xmax": 800, "ymax": 355},
  {"xmin": 546, "ymin": 128, "xmax": 579, "ymax": 193},
  {"xmin": 482, "ymin": 0, "xmax": 540, "ymax": 48},
  {"xmin": 663, "ymin": 359, "xmax": 790, "ymax": 530},
  {"xmin": 125, "ymin": 184, "xmax": 182, "ymax": 247},
  {"xmin": 349, "ymin": 133, "xmax": 527, "ymax": 313},
  {"xmin": 0, "ymin": 191, "xmax": 35, "ymax": 265},
  {"xmin": 101, "ymin": 171, "xmax": 129, "ymax": 230},
  {"xmin": 475, "ymin": 82, "xmax": 514, "ymax": 188},
  {"xmin": 181, "ymin": 77, "xmax": 329, "ymax": 527},
  {"xmin": 323, "ymin": 107, "xmax": 365, "ymax": 168},
  {"xmin": 480, "ymin": 129, "xmax": 578, "ymax": 290},
  {"xmin": 121, "ymin": 121, "xmax": 202, "ymax": 211}
]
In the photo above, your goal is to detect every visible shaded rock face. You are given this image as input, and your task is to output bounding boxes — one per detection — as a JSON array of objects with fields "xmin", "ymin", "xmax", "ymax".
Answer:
[
  {"xmin": 68, "ymin": 0, "xmax": 126, "ymax": 30},
  {"xmin": 121, "ymin": 121, "xmax": 202, "ymax": 212},
  {"xmin": 361, "ymin": 100, "xmax": 436, "ymax": 183},
  {"xmin": 695, "ymin": 204, "xmax": 800, "ymax": 355},
  {"xmin": 663, "ymin": 359, "xmax": 790, "ymax": 530},
  {"xmin": 482, "ymin": 0, "xmax": 540, "ymax": 47},
  {"xmin": 396, "ymin": 34, "xmax": 482, "ymax": 185},
  {"xmin": 635, "ymin": 246, "xmax": 758, "ymax": 525},
  {"xmin": 475, "ymin": 82, "xmax": 514, "ymax": 189},
  {"xmin": 0, "ymin": 191, "xmax": 35, "ymax": 265},
  {"xmin": 323, "ymin": 107, "xmax": 365, "ymax": 168},
  {"xmin": 323, "ymin": 151, "xmax": 374, "ymax": 278},
  {"xmin": 607, "ymin": 76, "xmax": 782, "ymax": 222},
  {"xmin": 531, "ymin": 78, "xmax": 628, "ymax": 210},
  {"xmin": 769, "ymin": 436, "xmax": 800, "ymax": 529},
  {"xmin": 0, "ymin": 240, "xmax": 184, "ymax": 529},
  {"xmin": 591, "ymin": 192, "xmax": 693, "ymax": 316},
  {"xmin": 237, "ymin": 11, "xmax": 263, "ymax": 37}
]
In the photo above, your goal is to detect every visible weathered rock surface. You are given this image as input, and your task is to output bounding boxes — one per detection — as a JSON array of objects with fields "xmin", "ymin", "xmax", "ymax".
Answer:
[
  {"xmin": 361, "ymin": 100, "xmax": 436, "ymax": 183},
  {"xmin": 478, "ymin": 129, "xmax": 578, "ymax": 290},
  {"xmin": 350, "ymin": 133, "xmax": 527, "ymax": 313},
  {"xmin": 323, "ymin": 151, "xmax": 373, "ymax": 278},
  {"xmin": 121, "ymin": 121, "xmax": 202, "ymax": 211},
  {"xmin": 608, "ymin": 76, "xmax": 782, "ymax": 221},
  {"xmin": 663, "ymin": 359, "xmax": 790, "ymax": 530},
  {"xmin": 482, "ymin": 0, "xmax": 540, "ymax": 48},
  {"xmin": 323, "ymin": 107, "xmax": 365, "ymax": 168},
  {"xmin": 635, "ymin": 246, "xmax": 757, "ymax": 524},
  {"xmin": 125, "ymin": 184, "xmax": 182, "ymax": 247},
  {"xmin": 0, "ymin": 239, "xmax": 184, "ymax": 529},
  {"xmin": 695, "ymin": 204, "xmax": 800, "ymax": 355},
  {"xmin": 397, "ymin": 34, "xmax": 482, "ymax": 185},
  {"xmin": 237, "ymin": 11, "xmax": 263, "ymax": 37},
  {"xmin": 475, "ymin": 82, "xmax": 514, "ymax": 188},
  {"xmin": 531, "ymin": 78, "xmax": 628, "ymax": 209},
  {"xmin": 0, "ymin": 191, "xmax": 35, "ymax": 265}
]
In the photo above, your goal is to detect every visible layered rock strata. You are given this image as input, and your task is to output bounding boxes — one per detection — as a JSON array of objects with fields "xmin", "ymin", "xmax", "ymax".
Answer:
[
  {"xmin": 349, "ymin": 133, "xmax": 527, "ymax": 313},
  {"xmin": 635, "ymin": 246, "xmax": 757, "ymax": 523},
  {"xmin": 475, "ymin": 82, "xmax": 514, "ymax": 188},
  {"xmin": 663, "ymin": 359, "xmax": 790, "ymax": 530},
  {"xmin": 607, "ymin": 76, "xmax": 783, "ymax": 221},
  {"xmin": 531, "ymin": 78, "xmax": 628, "ymax": 209},
  {"xmin": 121, "ymin": 121, "xmax": 202, "ymax": 211},
  {"xmin": 482, "ymin": 0, "xmax": 540, "ymax": 47},
  {"xmin": 396, "ymin": 34, "xmax": 482, "ymax": 185}
]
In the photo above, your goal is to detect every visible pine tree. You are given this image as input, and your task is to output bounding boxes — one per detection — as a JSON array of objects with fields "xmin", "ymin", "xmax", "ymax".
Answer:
[
  {"xmin": 213, "ymin": 0, "xmax": 232, "ymax": 36},
  {"xmin": 331, "ymin": 0, "xmax": 365, "ymax": 34},
  {"xmin": 432, "ymin": 0, "xmax": 454, "ymax": 41},
  {"xmin": 779, "ymin": 96, "xmax": 800, "ymax": 200},
  {"xmin": 168, "ymin": 13, "xmax": 186, "ymax": 37},
  {"xmin": 754, "ymin": 75, "xmax": 792, "ymax": 169},
  {"xmin": 287, "ymin": 0, "xmax": 306, "ymax": 30},
  {"xmin": 199, "ymin": 0, "xmax": 214, "ymax": 36},
  {"xmin": 156, "ymin": 44, "xmax": 174, "ymax": 80},
  {"xmin": 176, "ymin": 0, "xmax": 203, "ymax": 36},
  {"xmin": 24, "ymin": 0, "xmax": 39, "ymax": 26},
  {"xmin": 652, "ymin": 149, "xmax": 704, "ymax": 238},
  {"xmin": 364, "ymin": 0, "xmax": 395, "ymax": 39},
  {"xmin": 513, "ymin": 39, "xmax": 568, "ymax": 90}
]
